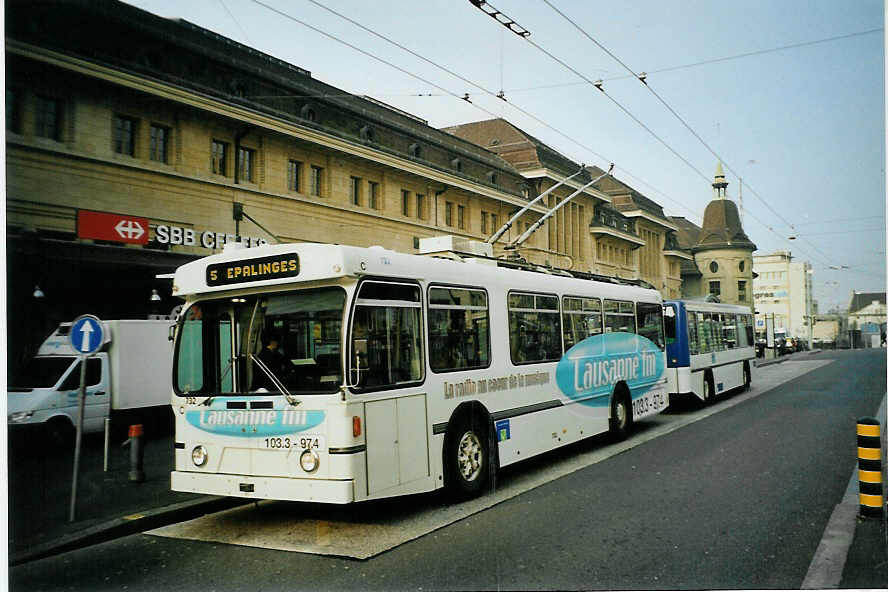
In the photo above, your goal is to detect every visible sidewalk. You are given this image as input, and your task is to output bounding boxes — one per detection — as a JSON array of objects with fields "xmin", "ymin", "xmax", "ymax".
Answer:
[
  {"xmin": 754, "ymin": 347, "xmax": 823, "ymax": 368},
  {"xmin": 8, "ymin": 428, "xmax": 245, "ymax": 566}
]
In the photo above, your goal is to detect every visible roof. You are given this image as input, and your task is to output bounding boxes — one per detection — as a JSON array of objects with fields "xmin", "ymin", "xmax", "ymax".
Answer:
[
  {"xmin": 848, "ymin": 291, "xmax": 886, "ymax": 314},
  {"xmin": 694, "ymin": 199, "xmax": 756, "ymax": 252},
  {"xmin": 669, "ymin": 216, "xmax": 703, "ymax": 250},
  {"xmin": 441, "ymin": 118, "xmax": 583, "ymax": 178}
]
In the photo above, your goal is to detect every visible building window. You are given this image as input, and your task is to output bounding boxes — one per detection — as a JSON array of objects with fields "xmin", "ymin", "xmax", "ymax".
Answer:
[
  {"xmin": 212, "ymin": 140, "xmax": 228, "ymax": 176},
  {"xmin": 401, "ymin": 190, "xmax": 410, "ymax": 216},
  {"xmin": 149, "ymin": 124, "xmax": 170, "ymax": 163},
  {"xmin": 350, "ymin": 176, "xmax": 362, "ymax": 206},
  {"xmin": 113, "ymin": 115, "xmax": 137, "ymax": 156},
  {"xmin": 709, "ymin": 281, "xmax": 721, "ymax": 298},
  {"xmin": 738, "ymin": 280, "xmax": 747, "ymax": 302},
  {"xmin": 369, "ymin": 182, "xmax": 379, "ymax": 210},
  {"xmin": 445, "ymin": 202, "xmax": 453, "ymax": 226},
  {"xmin": 490, "ymin": 213, "xmax": 498, "ymax": 233},
  {"xmin": 709, "ymin": 260, "xmax": 719, "ymax": 273},
  {"xmin": 238, "ymin": 146, "xmax": 255, "ymax": 182},
  {"xmin": 287, "ymin": 160, "xmax": 301, "ymax": 192},
  {"xmin": 457, "ymin": 205, "xmax": 465, "ymax": 230},
  {"xmin": 481, "ymin": 211, "xmax": 488, "ymax": 234},
  {"xmin": 35, "ymin": 96, "xmax": 62, "ymax": 141},
  {"xmin": 450, "ymin": 157, "xmax": 462, "ymax": 172},
  {"xmin": 6, "ymin": 89, "xmax": 20, "ymax": 133},
  {"xmin": 416, "ymin": 194, "xmax": 425, "ymax": 220},
  {"xmin": 310, "ymin": 165, "xmax": 323, "ymax": 196}
]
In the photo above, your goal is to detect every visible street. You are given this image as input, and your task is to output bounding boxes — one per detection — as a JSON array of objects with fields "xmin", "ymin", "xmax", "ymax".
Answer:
[{"xmin": 9, "ymin": 349, "xmax": 887, "ymax": 590}]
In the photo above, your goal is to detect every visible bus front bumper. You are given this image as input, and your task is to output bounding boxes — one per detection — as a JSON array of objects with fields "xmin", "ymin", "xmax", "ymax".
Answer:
[{"xmin": 171, "ymin": 470, "xmax": 355, "ymax": 503}]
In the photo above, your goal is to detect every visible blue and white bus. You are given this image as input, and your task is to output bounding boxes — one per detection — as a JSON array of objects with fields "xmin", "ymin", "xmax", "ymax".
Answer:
[
  {"xmin": 168, "ymin": 239, "xmax": 669, "ymax": 504},
  {"xmin": 663, "ymin": 299, "xmax": 755, "ymax": 404}
]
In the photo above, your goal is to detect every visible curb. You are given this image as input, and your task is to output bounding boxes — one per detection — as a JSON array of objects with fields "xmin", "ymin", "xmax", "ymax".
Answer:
[
  {"xmin": 755, "ymin": 349, "xmax": 823, "ymax": 368},
  {"xmin": 10, "ymin": 496, "xmax": 251, "ymax": 566}
]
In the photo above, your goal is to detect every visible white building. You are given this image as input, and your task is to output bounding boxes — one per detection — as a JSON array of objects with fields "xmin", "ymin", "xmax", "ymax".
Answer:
[{"xmin": 753, "ymin": 251, "xmax": 814, "ymax": 340}]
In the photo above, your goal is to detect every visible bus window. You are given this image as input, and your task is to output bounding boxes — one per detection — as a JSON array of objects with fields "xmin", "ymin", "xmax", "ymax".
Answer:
[
  {"xmin": 604, "ymin": 299, "xmax": 636, "ymax": 334},
  {"xmin": 698, "ymin": 312, "xmax": 711, "ymax": 353},
  {"xmin": 663, "ymin": 304, "xmax": 676, "ymax": 345},
  {"xmin": 687, "ymin": 311, "xmax": 700, "ymax": 355},
  {"xmin": 509, "ymin": 292, "xmax": 561, "ymax": 364},
  {"xmin": 351, "ymin": 281, "xmax": 423, "ymax": 390},
  {"xmin": 429, "ymin": 286, "xmax": 490, "ymax": 372},
  {"xmin": 562, "ymin": 296, "xmax": 602, "ymax": 350},
  {"xmin": 175, "ymin": 304, "xmax": 233, "ymax": 395},
  {"xmin": 636, "ymin": 302, "xmax": 665, "ymax": 349},
  {"xmin": 723, "ymin": 314, "xmax": 737, "ymax": 349}
]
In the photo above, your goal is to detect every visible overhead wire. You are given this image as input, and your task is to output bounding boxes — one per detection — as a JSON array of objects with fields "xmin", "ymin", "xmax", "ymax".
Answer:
[
  {"xmin": 539, "ymin": 0, "xmax": 843, "ymax": 268},
  {"xmin": 508, "ymin": 27, "xmax": 884, "ymax": 93},
  {"xmin": 251, "ymin": 0, "xmax": 707, "ymax": 224}
]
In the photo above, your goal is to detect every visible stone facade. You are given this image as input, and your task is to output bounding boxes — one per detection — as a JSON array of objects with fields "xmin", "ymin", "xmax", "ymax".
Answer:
[
  {"xmin": 442, "ymin": 119, "xmax": 686, "ymax": 294},
  {"xmin": 3, "ymin": 0, "xmax": 561, "ymax": 364}
]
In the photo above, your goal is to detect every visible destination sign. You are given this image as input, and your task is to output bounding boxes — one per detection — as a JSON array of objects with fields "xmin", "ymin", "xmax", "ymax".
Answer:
[{"xmin": 206, "ymin": 254, "xmax": 299, "ymax": 286}]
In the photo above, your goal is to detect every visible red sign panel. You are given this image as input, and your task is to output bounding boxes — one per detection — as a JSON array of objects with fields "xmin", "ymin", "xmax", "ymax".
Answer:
[{"xmin": 77, "ymin": 210, "xmax": 150, "ymax": 245}]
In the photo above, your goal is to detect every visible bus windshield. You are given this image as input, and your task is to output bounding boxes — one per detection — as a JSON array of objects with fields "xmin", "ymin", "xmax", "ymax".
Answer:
[{"xmin": 174, "ymin": 287, "xmax": 345, "ymax": 396}]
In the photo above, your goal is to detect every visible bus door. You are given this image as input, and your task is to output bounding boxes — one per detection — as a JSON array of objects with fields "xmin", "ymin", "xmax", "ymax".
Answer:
[{"xmin": 349, "ymin": 280, "xmax": 429, "ymax": 495}]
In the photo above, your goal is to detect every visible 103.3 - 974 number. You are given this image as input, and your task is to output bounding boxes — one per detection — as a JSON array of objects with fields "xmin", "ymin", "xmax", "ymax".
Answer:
[{"xmin": 263, "ymin": 437, "xmax": 320, "ymax": 449}]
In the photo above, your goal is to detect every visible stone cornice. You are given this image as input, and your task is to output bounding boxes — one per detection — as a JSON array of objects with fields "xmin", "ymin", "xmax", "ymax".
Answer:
[
  {"xmin": 663, "ymin": 249, "xmax": 693, "ymax": 260},
  {"xmin": 589, "ymin": 226, "xmax": 646, "ymax": 246},
  {"xmin": 518, "ymin": 167, "xmax": 612, "ymax": 203},
  {"xmin": 8, "ymin": 40, "xmax": 547, "ymax": 214},
  {"xmin": 617, "ymin": 209, "xmax": 678, "ymax": 231}
]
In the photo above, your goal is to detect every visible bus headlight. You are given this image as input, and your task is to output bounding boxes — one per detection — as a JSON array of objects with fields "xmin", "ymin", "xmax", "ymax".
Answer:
[
  {"xmin": 192, "ymin": 445, "xmax": 208, "ymax": 467},
  {"xmin": 300, "ymin": 449, "xmax": 319, "ymax": 473}
]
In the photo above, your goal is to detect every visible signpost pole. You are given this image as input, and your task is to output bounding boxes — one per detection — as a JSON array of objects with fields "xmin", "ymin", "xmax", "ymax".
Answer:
[
  {"xmin": 69, "ymin": 356, "xmax": 88, "ymax": 522},
  {"xmin": 67, "ymin": 314, "xmax": 104, "ymax": 523}
]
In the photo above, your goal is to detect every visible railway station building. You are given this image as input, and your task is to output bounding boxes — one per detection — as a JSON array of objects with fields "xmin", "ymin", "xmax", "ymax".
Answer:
[{"xmin": 6, "ymin": 0, "xmax": 686, "ymax": 365}]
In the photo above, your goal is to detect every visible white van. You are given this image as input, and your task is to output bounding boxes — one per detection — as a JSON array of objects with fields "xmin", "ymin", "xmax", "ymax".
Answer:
[{"xmin": 8, "ymin": 319, "xmax": 173, "ymax": 442}]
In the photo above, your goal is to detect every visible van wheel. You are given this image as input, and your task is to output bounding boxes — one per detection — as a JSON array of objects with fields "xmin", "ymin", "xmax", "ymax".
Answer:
[
  {"xmin": 46, "ymin": 417, "xmax": 74, "ymax": 448},
  {"xmin": 609, "ymin": 389, "xmax": 633, "ymax": 440},
  {"xmin": 444, "ymin": 413, "xmax": 493, "ymax": 499}
]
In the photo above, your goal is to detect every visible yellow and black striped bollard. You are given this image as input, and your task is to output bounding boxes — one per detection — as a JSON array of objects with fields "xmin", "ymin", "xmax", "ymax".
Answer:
[{"xmin": 857, "ymin": 417, "xmax": 883, "ymax": 518}]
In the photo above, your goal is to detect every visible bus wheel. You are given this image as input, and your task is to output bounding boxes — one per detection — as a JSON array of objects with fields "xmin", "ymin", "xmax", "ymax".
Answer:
[
  {"xmin": 609, "ymin": 389, "xmax": 633, "ymax": 440},
  {"xmin": 703, "ymin": 373, "xmax": 715, "ymax": 404},
  {"xmin": 743, "ymin": 363, "xmax": 751, "ymax": 391},
  {"xmin": 444, "ymin": 414, "xmax": 491, "ymax": 499}
]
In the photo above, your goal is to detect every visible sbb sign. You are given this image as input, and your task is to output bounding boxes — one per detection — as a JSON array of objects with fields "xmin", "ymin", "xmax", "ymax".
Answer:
[{"xmin": 155, "ymin": 224, "xmax": 267, "ymax": 249}]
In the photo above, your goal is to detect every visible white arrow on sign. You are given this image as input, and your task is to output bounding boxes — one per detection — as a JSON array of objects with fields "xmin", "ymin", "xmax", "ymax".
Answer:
[
  {"xmin": 79, "ymin": 321, "xmax": 94, "ymax": 352},
  {"xmin": 115, "ymin": 220, "xmax": 145, "ymax": 240}
]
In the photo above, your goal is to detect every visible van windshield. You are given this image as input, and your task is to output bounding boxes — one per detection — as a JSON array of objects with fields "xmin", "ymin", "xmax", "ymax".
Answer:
[
  {"xmin": 10, "ymin": 357, "xmax": 76, "ymax": 389},
  {"xmin": 174, "ymin": 287, "xmax": 345, "ymax": 396}
]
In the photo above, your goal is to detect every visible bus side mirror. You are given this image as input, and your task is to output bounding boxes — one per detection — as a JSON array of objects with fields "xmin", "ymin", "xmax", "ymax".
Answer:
[{"xmin": 168, "ymin": 324, "xmax": 176, "ymax": 342}]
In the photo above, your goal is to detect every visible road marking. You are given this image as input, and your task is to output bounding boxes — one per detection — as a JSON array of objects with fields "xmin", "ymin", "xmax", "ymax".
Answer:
[
  {"xmin": 802, "ymin": 392, "xmax": 886, "ymax": 589},
  {"xmin": 148, "ymin": 360, "xmax": 832, "ymax": 559}
]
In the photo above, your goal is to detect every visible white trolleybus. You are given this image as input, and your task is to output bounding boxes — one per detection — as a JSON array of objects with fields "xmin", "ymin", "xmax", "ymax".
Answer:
[
  {"xmin": 170, "ymin": 239, "xmax": 669, "ymax": 503},
  {"xmin": 663, "ymin": 299, "xmax": 755, "ymax": 404}
]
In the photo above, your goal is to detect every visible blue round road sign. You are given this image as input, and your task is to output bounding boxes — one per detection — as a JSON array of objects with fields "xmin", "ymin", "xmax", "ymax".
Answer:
[{"xmin": 70, "ymin": 315, "xmax": 104, "ymax": 355}]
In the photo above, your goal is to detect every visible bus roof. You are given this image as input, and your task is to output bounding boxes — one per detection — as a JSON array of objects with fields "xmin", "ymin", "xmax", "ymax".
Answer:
[
  {"xmin": 665, "ymin": 299, "xmax": 752, "ymax": 315},
  {"xmin": 173, "ymin": 242, "xmax": 663, "ymax": 302}
]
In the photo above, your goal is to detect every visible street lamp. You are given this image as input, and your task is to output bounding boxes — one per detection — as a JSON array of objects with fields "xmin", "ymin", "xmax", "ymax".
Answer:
[
  {"xmin": 149, "ymin": 289, "xmax": 162, "ymax": 318},
  {"xmin": 33, "ymin": 285, "xmax": 45, "ymax": 299}
]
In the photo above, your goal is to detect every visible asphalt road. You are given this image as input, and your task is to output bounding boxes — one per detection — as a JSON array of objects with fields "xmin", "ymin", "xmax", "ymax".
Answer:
[{"xmin": 9, "ymin": 349, "xmax": 886, "ymax": 591}]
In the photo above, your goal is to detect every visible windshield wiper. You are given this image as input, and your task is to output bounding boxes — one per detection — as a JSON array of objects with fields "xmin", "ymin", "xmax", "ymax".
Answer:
[{"xmin": 250, "ymin": 354, "xmax": 301, "ymax": 407}]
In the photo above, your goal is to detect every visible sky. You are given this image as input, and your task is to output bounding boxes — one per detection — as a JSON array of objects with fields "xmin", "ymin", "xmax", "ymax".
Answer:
[{"xmin": 125, "ymin": 0, "xmax": 886, "ymax": 312}]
